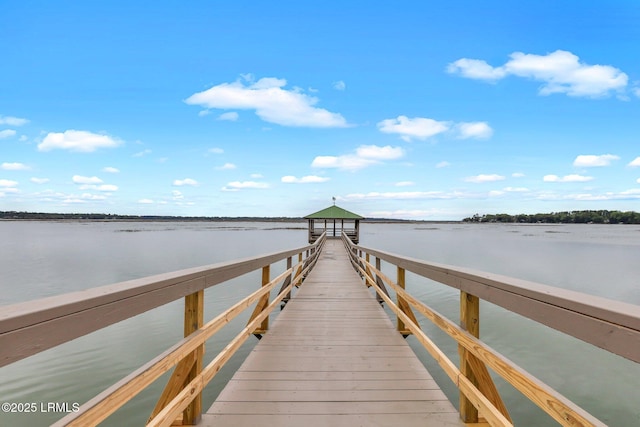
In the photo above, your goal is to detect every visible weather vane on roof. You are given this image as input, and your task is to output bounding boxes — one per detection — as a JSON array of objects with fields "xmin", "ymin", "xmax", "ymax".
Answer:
[{"xmin": 332, "ymin": 196, "xmax": 336, "ymax": 205}]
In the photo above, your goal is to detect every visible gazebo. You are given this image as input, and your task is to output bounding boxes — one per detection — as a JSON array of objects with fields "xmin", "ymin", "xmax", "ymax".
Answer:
[{"xmin": 304, "ymin": 204, "xmax": 364, "ymax": 243}]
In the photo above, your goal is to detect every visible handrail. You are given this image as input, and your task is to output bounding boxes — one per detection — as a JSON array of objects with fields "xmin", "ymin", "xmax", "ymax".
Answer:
[
  {"xmin": 341, "ymin": 233, "xmax": 638, "ymax": 426},
  {"xmin": 0, "ymin": 232, "xmax": 326, "ymax": 426},
  {"xmin": 0, "ymin": 238, "xmax": 320, "ymax": 368},
  {"xmin": 349, "ymin": 239, "xmax": 640, "ymax": 364}
]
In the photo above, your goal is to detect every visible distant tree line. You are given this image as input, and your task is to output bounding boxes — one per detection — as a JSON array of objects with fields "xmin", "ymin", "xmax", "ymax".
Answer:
[
  {"xmin": 0, "ymin": 211, "xmax": 303, "ymax": 222},
  {"xmin": 0, "ymin": 211, "xmax": 421, "ymax": 223},
  {"xmin": 463, "ymin": 210, "xmax": 640, "ymax": 224}
]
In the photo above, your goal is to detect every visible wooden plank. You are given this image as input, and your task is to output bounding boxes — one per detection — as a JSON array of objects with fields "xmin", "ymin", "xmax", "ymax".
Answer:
[
  {"xmin": 205, "ymin": 239, "xmax": 464, "ymax": 426},
  {"xmin": 249, "ymin": 344, "xmax": 413, "ymax": 352},
  {"xmin": 246, "ymin": 265, "xmax": 270, "ymax": 334},
  {"xmin": 207, "ymin": 400, "xmax": 458, "ymax": 415},
  {"xmin": 229, "ymin": 370, "xmax": 434, "ymax": 381},
  {"xmin": 183, "ymin": 290, "xmax": 204, "ymax": 425},
  {"xmin": 236, "ymin": 358, "xmax": 427, "ymax": 372},
  {"xmin": 459, "ymin": 291, "xmax": 480, "ymax": 423},
  {"xmin": 215, "ymin": 389, "xmax": 450, "ymax": 402},
  {"xmin": 248, "ymin": 348, "xmax": 417, "ymax": 358},
  {"xmin": 256, "ymin": 336, "xmax": 409, "ymax": 346},
  {"xmin": 217, "ymin": 379, "xmax": 441, "ymax": 391},
  {"xmin": 148, "ymin": 350, "xmax": 197, "ymax": 422},
  {"xmin": 200, "ymin": 413, "xmax": 464, "ymax": 427}
]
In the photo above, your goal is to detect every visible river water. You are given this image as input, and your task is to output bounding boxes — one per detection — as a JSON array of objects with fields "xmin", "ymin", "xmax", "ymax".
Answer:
[{"xmin": 0, "ymin": 221, "xmax": 638, "ymax": 426}]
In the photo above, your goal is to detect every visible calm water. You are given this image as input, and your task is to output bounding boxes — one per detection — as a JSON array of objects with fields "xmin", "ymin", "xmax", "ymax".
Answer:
[{"xmin": 0, "ymin": 221, "xmax": 638, "ymax": 426}]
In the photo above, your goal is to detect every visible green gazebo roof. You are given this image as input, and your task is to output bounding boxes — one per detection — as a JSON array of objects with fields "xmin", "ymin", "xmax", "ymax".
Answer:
[{"xmin": 304, "ymin": 205, "xmax": 364, "ymax": 220}]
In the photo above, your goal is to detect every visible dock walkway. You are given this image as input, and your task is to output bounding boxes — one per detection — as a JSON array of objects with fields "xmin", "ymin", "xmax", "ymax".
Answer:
[{"xmin": 201, "ymin": 239, "xmax": 464, "ymax": 426}]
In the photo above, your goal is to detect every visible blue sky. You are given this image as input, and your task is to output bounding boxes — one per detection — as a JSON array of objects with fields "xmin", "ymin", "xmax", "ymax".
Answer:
[{"xmin": 1, "ymin": 1, "xmax": 640, "ymax": 220}]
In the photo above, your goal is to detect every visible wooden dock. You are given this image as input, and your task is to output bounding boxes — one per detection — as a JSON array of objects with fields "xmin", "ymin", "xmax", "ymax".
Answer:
[
  {"xmin": 5, "ymin": 221, "xmax": 633, "ymax": 426},
  {"xmin": 201, "ymin": 239, "xmax": 465, "ymax": 426}
]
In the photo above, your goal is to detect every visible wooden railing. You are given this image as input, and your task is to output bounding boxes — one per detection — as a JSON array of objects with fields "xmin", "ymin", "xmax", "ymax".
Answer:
[
  {"xmin": 341, "ymin": 233, "xmax": 640, "ymax": 427},
  {"xmin": 0, "ymin": 233, "xmax": 326, "ymax": 426}
]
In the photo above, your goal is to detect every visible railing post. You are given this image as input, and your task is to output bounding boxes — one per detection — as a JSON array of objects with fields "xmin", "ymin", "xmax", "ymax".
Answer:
[
  {"xmin": 459, "ymin": 291, "xmax": 480, "ymax": 423},
  {"xmin": 285, "ymin": 256, "xmax": 292, "ymax": 302},
  {"xmin": 247, "ymin": 265, "xmax": 271, "ymax": 336},
  {"xmin": 396, "ymin": 267, "xmax": 418, "ymax": 336},
  {"xmin": 375, "ymin": 257, "xmax": 384, "ymax": 304},
  {"xmin": 364, "ymin": 253, "xmax": 372, "ymax": 287},
  {"xmin": 397, "ymin": 267, "xmax": 406, "ymax": 332},
  {"xmin": 294, "ymin": 252, "xmax": 303, "ymax": 287},
  {"xmin": 260, "ymin": 265, "xmax": 271, "ymax": 332},
  {"xmin": 183, "ymin": 290, "xmax": 204, "ymax": 425}
]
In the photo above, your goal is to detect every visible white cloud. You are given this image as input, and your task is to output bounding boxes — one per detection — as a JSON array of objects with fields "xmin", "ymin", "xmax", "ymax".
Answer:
[
  {"xmin": 455, "ymin": 122, "xmax": 493, "ymax": 139},
  {"xmin": 543, "ymin": 174, "xmax": 593, "ymax": 182},
  {"xmin": 185, "ymin": 76, "xmax": 348, "ymax": 128},
  {"xmin": 96, "ymin": 184, "xmax": 118, "ymax": 192},
  {"xmin": 222, "ymin": 181, "xmax": 269, "ymax": 191},
  {"xmin": 537, "ymin": 190, "xmax": 640, "ymax": 201},
  {"xmin": 333, "ymin": 80, "xmax": 346, "ymax": 90},
  {"xmin": 138, "ymin": 199, "xmax": 154, "ymax": 204},
  {"xmin": 0, "ymin": 188, "xmax": 19, "ymax": 196},
  {"xmin": 81, "ymin": 193, "xmax": 107, "ymax": 201},
  {"xmin": 311, "ymin": 144, "xmax": 404, "ymax": 171},
  {"xmin": 436, "ymin": 161, "xmax": 451, "ymax": 168},
  {"xmin": 628, "ymin": 157, "xmax": 640, "ymax": 167},
  {"xmin": 73, "ymin": 175, "xmax": 103, "ymax": 185},
  {"xmin": 103, "ymin": 166, "xmax": 120, "ymax": 173},
  {"xmin": 512, "ymin": 172, "xmax": 525, "ymax": 178},
  {"xmin": 31, "ymin": 177, "xmax": 49, "ymax": 184},
  {"xmin": 355, "ymin": 145, "xmax": 405, "ymax": 160},
  {"xmin": 61, "ymin": 198, "xmax": 86, "ymax": 204},
  {"xmin": 39, "ymin": 130, "xmax": 122, "ymax": 152},
  {"xmin": 446, "ymin": 58, "xmax": 507, "ymax": 80},
  {"xmin": 0, "ymin": 179, "xmax": 18, "ymax": 187},
  {"xmin": 377, "ymin": 116, "xmax": 450, "ymax": 142},
  {"xmin": 2, "ymin": 162, "xmax": 29, "ymax": 170},
  {"xmin": 0, "ymin": 116, "xmax": 29, "ymax": 126},
  {"xmin": 71, "ymin": 175, "xmax": 117, "ymax": 192},
  {"xmin": 448, "ymin": 50, "xmax": 628, "ymax": 98},
  {"xmin": 369, "ymin": 209, "xmax": 444, "ymax": 219},
  {"xmin": 343, "ymin": 191, "xmax": 456, "ymax": 200},
  {"xmin": 250, "ymin": 173, "xmax": 263, "ymax": 179},
  {"xmin": 172, "ymin": 190, "xmax": 184, "ymax": 200},
  {"xmin": 0, "ymin": 178, "xmax": 20, "ymax": 196},
  {"xmin": 503, "ymin": 187, "xmax": 530, "ymax": 192},
  {"xmin": 216, "ymin": 163, "xmax": 237, "ymax": 170},
  {"xmin": 0, "ymin": 129, "xmax": 17, "ymax": 139},
  {"xmin": 218, "ymin": 111, "xmax": 239, "ymax": 121},
  {"xmin": 209, "ymin": 147, "xmax": 224, "ymax": 154},
  {"xmin": 311, "ymin": 155, "xmax": 377, "ymax": 170},
  {"xmin": 133, "ymin": 149, "xmax": 152, "ymax": 157},
  {"xmin": 173, "ymin": 178, "xmax": 198, "ymax": 186},
  {"xmin": 573, "ymin": 154, "xmax": 619, "ymax": 167},
  {"xmin": 281, "ymin": 175, "xmax": 330, "ymax": 184},
  {"xmin": 395, "ymin": 181, "xmax": 415, "ymax": 187},
  {"xmin": 464, "ymin": 174, "xmax": 506, "ymax": 183}
]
